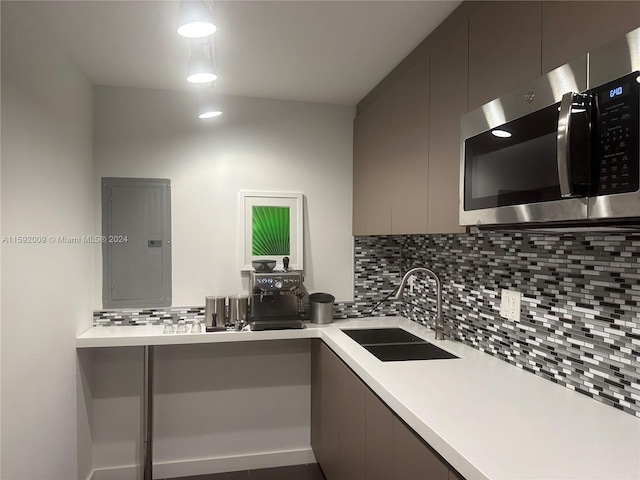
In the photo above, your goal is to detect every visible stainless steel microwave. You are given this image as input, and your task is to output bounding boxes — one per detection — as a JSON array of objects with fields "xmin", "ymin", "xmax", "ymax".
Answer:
[{"xmin": 460, "ymin": 27, "xmax": 640, "ymax": 227}]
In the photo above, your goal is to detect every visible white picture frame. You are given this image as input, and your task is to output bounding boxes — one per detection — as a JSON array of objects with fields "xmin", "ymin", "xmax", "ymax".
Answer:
[{"xmin": 239, "ymin": 191, "xmax": 304, "ymax": 272}]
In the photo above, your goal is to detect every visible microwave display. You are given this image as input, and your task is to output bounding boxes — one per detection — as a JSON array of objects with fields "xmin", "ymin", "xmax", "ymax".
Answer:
[{"xmin": 600, "ymin": 82, "xmax": 629, "ymax": 104}]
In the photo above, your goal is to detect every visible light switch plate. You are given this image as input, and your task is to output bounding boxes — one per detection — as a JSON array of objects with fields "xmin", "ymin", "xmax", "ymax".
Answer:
[{"xmin": 500, "ymin": 289, "xmax": 521, "ymax": 322}]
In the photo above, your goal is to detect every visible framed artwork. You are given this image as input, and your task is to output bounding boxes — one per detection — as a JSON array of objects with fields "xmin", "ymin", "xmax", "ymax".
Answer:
[{"xmin": 240, "ymin": 191, "xmax": 304, "ymax": 271}]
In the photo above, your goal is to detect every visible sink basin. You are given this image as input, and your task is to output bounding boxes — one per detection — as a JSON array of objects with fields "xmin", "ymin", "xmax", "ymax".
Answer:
[
  {"xmin": 342, "ymin": 328, "xmax": 424, "ymax": 345},
  {"xmin": 341, "ymin": 327, "xmax": 459, "ymax": 362},
  {"xmin": 362, "ymin": 343, "xmax": 458, "ymax": 361}
]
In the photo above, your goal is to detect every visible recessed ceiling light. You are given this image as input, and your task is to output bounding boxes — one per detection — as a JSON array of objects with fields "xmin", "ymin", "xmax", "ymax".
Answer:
[
  {"xmin": 491, "ymin": 129, "xmax": 512, "ymax": 138},
  {"xmin": 199, "ymin": 110, "xmax": 222, "ymax": 119}
]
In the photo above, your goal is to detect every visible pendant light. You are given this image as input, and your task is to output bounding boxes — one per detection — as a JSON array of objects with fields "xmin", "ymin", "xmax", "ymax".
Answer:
[
  {"xmin": 186, "ymin": 40, "xmax": 217, "ymax": 84},
  {"xmin": 186, "ymin": 51, "xmax": 217, "ymax": 83},
  {"xmin": 176, "ymin": 2, "xmax": 222, "ymax": 118},
  {"xmin": 177, "ymin": 1, "xmax": 217, "ymax": 38},
  {"xmin": 198, "ymin": 88, "xmax": 222, "ymax": 119}
]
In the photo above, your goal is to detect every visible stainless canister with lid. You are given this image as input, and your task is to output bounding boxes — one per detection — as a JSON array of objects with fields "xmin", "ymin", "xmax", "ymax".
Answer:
[
  {"xmin": 228, "ymin": 295, "xmax": 249, "ymax": 330},
  {"xmin": 204, "ymin": 296, "xmax": 227, "ymax": 327},
  {"xmin": 309, "ymin": 293, "xmax": 335, "ymax": 324}
]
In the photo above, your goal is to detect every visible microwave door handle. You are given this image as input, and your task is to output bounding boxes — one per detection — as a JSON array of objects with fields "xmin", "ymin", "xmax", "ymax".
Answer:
[{"xmin": 557, "ymin": 91, "xmax": 575, "ymax": 197}]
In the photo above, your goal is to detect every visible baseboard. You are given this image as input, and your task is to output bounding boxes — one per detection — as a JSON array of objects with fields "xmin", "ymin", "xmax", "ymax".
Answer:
[{"xmin": 90, "ymin": 448, "xmax": 317, "ymax": 480}]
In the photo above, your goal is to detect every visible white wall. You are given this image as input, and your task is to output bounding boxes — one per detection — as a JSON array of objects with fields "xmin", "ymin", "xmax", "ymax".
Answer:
[
  {"xmin": 93, "ymin": 86, "xmax": 355, "ymax": 308},
  {"xmin": 1, "ymin": 3, "xmax": 94, "ymax": 479}
]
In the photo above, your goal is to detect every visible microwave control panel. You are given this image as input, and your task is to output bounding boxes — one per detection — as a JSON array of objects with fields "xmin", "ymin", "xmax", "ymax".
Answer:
[{"xmin": 594, "ymin": 71, "xmax": 639, "ymax": 195}]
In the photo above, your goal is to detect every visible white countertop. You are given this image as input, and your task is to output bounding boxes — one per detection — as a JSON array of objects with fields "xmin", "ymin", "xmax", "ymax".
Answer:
[{"xmin": 77, "ymin": 317, "xmax": 640, "ymax": 480}]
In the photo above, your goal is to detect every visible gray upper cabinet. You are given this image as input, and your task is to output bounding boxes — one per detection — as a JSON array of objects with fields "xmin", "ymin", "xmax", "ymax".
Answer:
[
  {"xmin": 468, "ymin": 1, "xmax": 542, "ymax": 111},
  {"xmin": 353, "ymin": 92, "xmax": 393, "ymax": 235},
  {"xmin": 427, "ymin": 21, "xmax": 468, "ymax": 234},
  {"xmin": 389, "ymin": 57, "xmax": 430, "ymax": 235},
  {"xmin": 353, "ymin": 56, "xmax": 429, "ymax": 235},
  {"xmin": 102, "ymin": 177, "xmax": 172, "ymax": 308},
  {"xmin": 541, "ymin": 1, "xmax": 640, "ymax": 74}
]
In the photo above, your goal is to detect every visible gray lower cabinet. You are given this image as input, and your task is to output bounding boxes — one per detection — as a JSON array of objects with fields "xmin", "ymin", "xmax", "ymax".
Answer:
[
  {"xmin": 311, "ymin": 340, "xmax": 341, "ymax": 479},
  {"xmin": 311, "ymin": 340, "xmax": 462, "ymax": 480},
  {"xmin": 393, "ymin": 416, "xmax": 448, "ymax": 480},
  {"xmin": 364, "ymin": 388, "xmax": 393, "ymax": 480},
  {"xmin": 337, "ymin": 360, "xmax": 366, "ymax": 480}
]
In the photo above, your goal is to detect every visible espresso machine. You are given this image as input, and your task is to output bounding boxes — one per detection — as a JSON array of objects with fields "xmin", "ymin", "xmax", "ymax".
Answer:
[{"xmin": 249, "ymin": 271, "xmax": 306, "ymax": 330}]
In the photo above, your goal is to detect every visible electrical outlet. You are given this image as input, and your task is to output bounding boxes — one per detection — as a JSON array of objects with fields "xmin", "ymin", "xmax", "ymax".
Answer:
[
  {"xmin": 408, "ymin": 276, "xmax": 415, "ymax": 294},
  {"xmin": 500, "ymin": 289, "xmax": 521, "ymax": 322}
]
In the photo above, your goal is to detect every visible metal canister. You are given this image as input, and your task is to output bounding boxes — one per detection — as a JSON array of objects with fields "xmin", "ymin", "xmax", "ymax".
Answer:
[
  {"xmin": 229, "ymin": 295, "xmax": 249, "ymax": 329},
  {"xmin": 309, "ymin": 293, "xmax": 335, "ymax": 324},
  {"xmin": 204, "ymin": 296, "xmax": 227, "ymax": 327}
]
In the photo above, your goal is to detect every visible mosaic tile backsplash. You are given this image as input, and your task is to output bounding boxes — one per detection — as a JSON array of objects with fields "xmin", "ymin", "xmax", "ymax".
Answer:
[
  {"xmin": 94, "ymin": 231, "xmax": 640, "ymax": 418},
  {"xmin": 378, "ymin": 231, "xmax": 639, "ymax": 419}
]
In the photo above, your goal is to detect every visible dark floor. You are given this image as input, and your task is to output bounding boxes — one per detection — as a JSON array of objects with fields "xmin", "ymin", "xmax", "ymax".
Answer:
[{"xmin": 166, "ymin": 463, "xmax": 325, "ymax": 480}]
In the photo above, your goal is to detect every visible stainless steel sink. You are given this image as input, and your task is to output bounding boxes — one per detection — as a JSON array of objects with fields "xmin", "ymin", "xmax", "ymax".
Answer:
[{"xmin": 341, "ymin": 328, "xmax": 458, "ymax": 362}]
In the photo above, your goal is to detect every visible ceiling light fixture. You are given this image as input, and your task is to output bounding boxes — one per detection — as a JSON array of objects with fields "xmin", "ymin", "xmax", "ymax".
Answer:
[
  {"xmin": 199, "ymin": 110, "xmax": 222, "ymax": 119},
  {"xmin": 198, "ymin": 87, "xmax": 222, "ymax": 120},
  {"xmin": 186, "ymin": 42, "xmax": 217, "ymax": 84},
  {"xmin": 177, "ymin": 1, "xmax": 217, "ymax": 38},
  {"xmin": 177, "ymin": 2, "xmax": 222, "ymax": 118}
]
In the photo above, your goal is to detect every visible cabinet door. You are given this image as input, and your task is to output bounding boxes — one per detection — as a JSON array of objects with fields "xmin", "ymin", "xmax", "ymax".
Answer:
[
  {"xmin": 364, "ymin": 389, "xmax": 394, "ymax": 480},
  {"xmin": 388, "ymin": 57, "xmax": 430, "ymax": 234},
  {"xmin": 542, "ymin": 1, "xmax": 640, "ymax": 73},
  {"xmin": 449, "ymin": 468, "xmax": 465, "ymax": 480},
  {"xmin": 353, "ymin": 97, "xmax": 393, "ymax": 235},
  {"xmin": 352, "ymin": 116, "xmax": 368, "ymax": 235},
  {"xmin": 311, "ymin": 340, "xmax": 341, "ymax": 479},
  {"xmin": 310, "ymin": 341, "xmax": 323, "ymax": 465},
  {"xmin": 312, "ymin": 341, "xmax": 366, "ymax": 480},
  {"xmin": 427, "ymin": 21, "xmax": 467, "ymax": 234},
  {"xmin": 337, "ymin": 364, "xmax": 366, "ymax": 480},
  {"xmin": 352, "ymin": 56, "xmax": 429, "ymax": 235},
  {"xmin": 468, "ymin": 1, "xmax": 542, "ymax": 111},
  {"xmin": 393, "ymin": 417, "xmax": 448, "ymax": 480}
]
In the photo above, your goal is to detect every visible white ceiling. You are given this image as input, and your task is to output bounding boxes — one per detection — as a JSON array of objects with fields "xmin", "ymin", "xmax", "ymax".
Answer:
[{"xmin": 30, "ymin": 1, "xmax": 461, "ymax": 106}]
